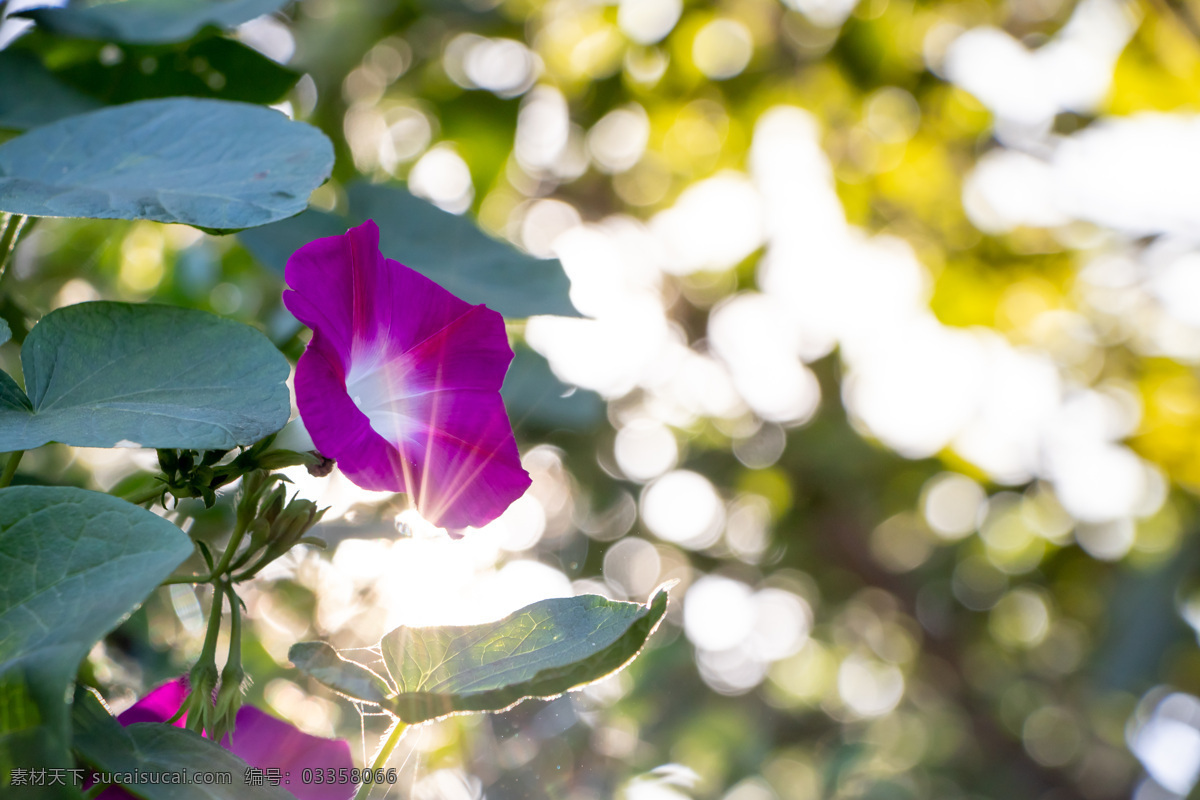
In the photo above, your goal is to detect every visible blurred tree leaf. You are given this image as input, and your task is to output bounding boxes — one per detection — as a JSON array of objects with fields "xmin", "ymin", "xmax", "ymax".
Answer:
[
  {"xmin": 71, "ymin": 688, "xmax": 294, "ymax": 800},
  {"xmin": 0, "ymin": 51, "xmax": 102, "ymax": 131},
  {"xmin": 236, "ymin": 182, "xmax": 578, "ymax": 318},
  {"xmin": 0, "ymin": 487, "xmax": 191, "ymax": 797},
  {"xmin": 48, "ymin": 37, "xmax": 301, "ymax": 106},
  {"xmin": 0, "ymin": 98, "xmax": 332, "ymax": 232},
  {"xmin": 502, "ymin": 345, "xmax": 603, "ymax": 432},
  {"xmin": 0, "ymin": 302, "xmax": 290, "ymax": 451},
  {"xmin": 293, "ymin": 589, "xmax": 669, "ymax": 724},
  {"xmin": 0, "ymin": 318, "xmax": 9, "ymax": 347},
  {"xmin": 17, "ymin": 0, "xmax": 291, "ymax": 45}
]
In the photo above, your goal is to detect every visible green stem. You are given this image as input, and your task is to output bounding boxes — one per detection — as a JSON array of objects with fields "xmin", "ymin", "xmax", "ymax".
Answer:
[
  {"xmin": 161, "ymin": 516, "xmax": 251, "ymax": 587},
  {"xmin": 223, "ymin": 583, "xmax": 241, "ymax": 663},
  {"xmin": 230, "ymin": 547, "xmax": 274, "ymax": 583},
  {"xmin": 0, "ymin": 450, "xmax": 23, "ymax": 488},
  {"xmin": 197, "ymin": 587, "xmax": 225, "ymax": 666},
  {"xmin": 180, "ymin": 586, "xmax": 225, "ymax": 733},
  {"xmin": 161, "ymin": 572, "xmax": 207, "ymax": 585},
  {"xmin": 0, "ymin": 213, "xmax": 28, "ymax": 285},
  {"xmin": 354, "ymin": 719, "xmax": 408, "ymax": 800},
  {"xmin": 208, "ymin": 514, "xmax": 250, "ymax": 580},
  {"xmin": 119, "ymin": 481, "xmax": 165, "ymax": 506}
]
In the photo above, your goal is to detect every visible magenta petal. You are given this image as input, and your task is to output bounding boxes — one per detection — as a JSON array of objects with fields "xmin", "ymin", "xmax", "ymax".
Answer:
[
  {"xmin": 94, "ymin": 680, "xmax": 191, "ymax": 800},
  {"xmin": 116, "ymin": 678, "xmax": 189, "ymax": 727},
  {"xmin": 284, "ymin": 220, "xmax": 474, "ymax": 367},
  {"xmin": 401, "ymin": 391, "xmax": 533, "ymax": 530},
  {"xmin": 283, "ymin": 233, "xmax": 360, "ymax": 364},
  {"xmin": 100, "ymin": 680, "xmax": 354, "ymax": 800},
  {"xmin": 221, "ymin": 707, "xmax": 354, "ymax": 800},
  {"xmin": 399, "ymin": 304, "xmax": 513, "ymax": 394},
  {"xmin": 293, "ymin": 334, "xmax": 402, "ymax": 494},
  {"xmin": 286, "ymin": 218, "xmax": 531, "ymax": 529}
]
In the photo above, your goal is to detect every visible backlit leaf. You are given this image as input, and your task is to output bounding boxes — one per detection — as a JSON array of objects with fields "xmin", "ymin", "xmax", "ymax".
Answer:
[
  {"xmin": 292, "ymin": 589, "xmax": 669, "ymax": 724},
  {"xmin": 286, "ymin": 643, "xmax": 391, "ymax": 706}
]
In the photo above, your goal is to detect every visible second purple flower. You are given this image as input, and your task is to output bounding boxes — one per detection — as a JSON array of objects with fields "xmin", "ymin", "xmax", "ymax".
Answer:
[{"xmin": 283, "ymin": 220, "xmax": 531, "ymax": 530}]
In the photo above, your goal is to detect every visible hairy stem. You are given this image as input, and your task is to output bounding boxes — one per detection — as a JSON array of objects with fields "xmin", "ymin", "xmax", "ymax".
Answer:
[{"xmin": 354, "ymin": 718, "xmax": 409, "ymax": 800}]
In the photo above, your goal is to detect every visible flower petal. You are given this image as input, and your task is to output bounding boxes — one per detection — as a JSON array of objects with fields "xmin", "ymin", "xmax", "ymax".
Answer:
[
  {"xmin": 283, "ymin": 220, "xmax": 474, "ymax": 368},
  {"xmin": 102, "ymin": 680, "xmax": 354, "ymax": 800},
  {"xmin": 399, "ymin": 390, "xmax": 532, "ymax": 530},
  {"xmin": 222, "ymin": 707, "xmax": 355, "ymax": 800},
  {"xmin": 297, "ymin": 335, "xmax": 529, "ymax": 527},
  {"xmin": 293, "ymin": 332, "xmax": 401, "ymax": 493},
  {"xmin": 398, "ymin": 303, "xmax": 513, "ymax": 395},
  {"xmin": 116, "ymin": 678, "xmax": 189, "ymax": 727},
  {"xmin": 287, "ymin": 219, "xmax": 531, "ymax": 529}
]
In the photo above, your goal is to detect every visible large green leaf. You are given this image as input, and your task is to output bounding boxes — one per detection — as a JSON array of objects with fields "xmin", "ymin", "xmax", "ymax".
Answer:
[
  {"xmin": 0, "ymin": 487, "xmax": 192, "ymax": 797},
  {"xmin": 0, "ymin": 302, "xmax": 290, "ymax": 451},
  {"xmin": 291, "ymin": 589, "xmax": 669, "ymax": 724},
  {"xmin": 237, "ymin": 182, "xmax": 578, "ymax": 318},
  {"xmin": 0, "ymin": 51, "xmax": 102, "ymax": 131},
  {"xmin": 71, "ymin": 689, "xmax": 293, "ymax": 800},
  {"xmin": 18, "ymin": 0, "xmax": 290, "ymax": 45},
  {"xmin": 0, "ymin": 98, "xmax": 332, "ymax": 232}
]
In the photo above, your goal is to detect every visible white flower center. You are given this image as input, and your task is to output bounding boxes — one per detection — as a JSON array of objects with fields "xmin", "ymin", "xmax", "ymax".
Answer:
[{"xmin": 345, "ymin": 354, "xmax": 415, "ymax": 442}]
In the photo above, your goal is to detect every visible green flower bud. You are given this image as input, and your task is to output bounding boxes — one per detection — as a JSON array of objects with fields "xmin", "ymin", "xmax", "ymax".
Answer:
[
  {"xmin": 183, "ymin": 659, "xmax": 219, "ymax": 735},
  {"xmin": 157, "ymin": 449, "xmax": 178, "ymax": 476},
  {"xmin": 212, "ymin": 662, "xmax": 245, "ymax": 743},
  {"xmin": 261, "ymin": 484, "xmax": 287, "ymax": 524}
]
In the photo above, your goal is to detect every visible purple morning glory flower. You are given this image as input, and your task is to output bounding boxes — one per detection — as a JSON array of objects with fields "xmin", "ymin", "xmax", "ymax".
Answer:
[
  {"xmin": 283, "ymin": 219, "xmax": 531, "ymax": 530},
  {"xmin": 98, "ymin": 678, "xmax": 354, "ymax": 800}
]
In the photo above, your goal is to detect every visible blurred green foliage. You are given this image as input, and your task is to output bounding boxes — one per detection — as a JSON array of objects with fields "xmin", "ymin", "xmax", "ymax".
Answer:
[{"xmin": 7, "ymin": 0, "xmax": 1200, "ymax": 797}]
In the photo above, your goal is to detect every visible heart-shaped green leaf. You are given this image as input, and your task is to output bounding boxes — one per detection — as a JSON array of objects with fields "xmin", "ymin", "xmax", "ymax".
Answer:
[
  {"xmin": 0, "ymin": 51, "xmax": 102, "ymax": 131},
  {"xmin": 71, "ymin": 689, "xmax": 293, "ymax": 800},
  {"xmin": 18, "ymin": 0, "xmax": 291, "ymax": 45},
  {"xmin": 0, "ymin": 98, "xmax": 332, "ymax": 232},
  {"xmin": 0, "ymin": 487, "xmax": 192, "ymax": 795},
  {"xmin": 291, "ymin": 589, "xmax": 668, "ymax": 724},
  {"xmin": 0, "ymin": 302, "xmax": 290, "ymax": 451},
  {"xmin": 237, "ymin": 182, "xmax": 578, "ymax": 318}
]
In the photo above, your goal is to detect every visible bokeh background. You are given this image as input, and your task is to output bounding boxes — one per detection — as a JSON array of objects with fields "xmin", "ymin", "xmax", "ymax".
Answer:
[{"xmin": 5, "ymin": 0, "xmax": 1200, "ymax": 797}]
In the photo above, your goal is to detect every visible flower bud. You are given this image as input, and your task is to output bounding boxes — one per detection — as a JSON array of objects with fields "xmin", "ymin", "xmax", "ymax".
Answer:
[
  {"xmin": 212, "ymin": 662, "xmax": 245, "ymax": 743},
  {"xmin": 183, "ymin": 659, "xmax": 219, "ymax": 735},
  {"xmin": 260, "ymin": 484, "xmax": 287, "ymax": 525}
]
